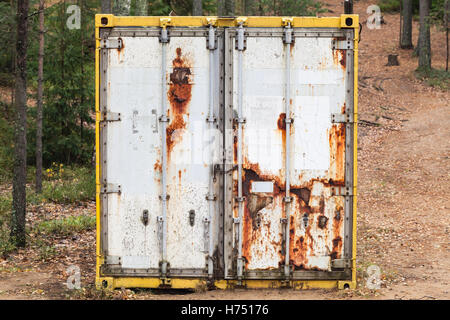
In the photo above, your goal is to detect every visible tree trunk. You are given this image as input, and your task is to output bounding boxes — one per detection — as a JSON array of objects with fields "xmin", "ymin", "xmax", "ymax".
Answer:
[
  {"xmin": 101, "ymin": 0, "xmax": 111, "ymax": 13},
  {"xmin": 218, "ymin": 0, "xmax": 234, "ymax": 16},
  {"xmin": 400, "ymin": 0, "xmax": 413, "ymax": 49},
  {"xmin": 418, "ymin": 0, "xmax": 431, "ymax": 69},
  {"xmin": 446, "ymin": 0, "xmax": 449, "ymax": 72},
  {"xmin": 35, "ymin": 0, "xmax": 44, "ymax": 193},
  {"xmin": 11, "ymin": 0, "xmax": 29, "ymax": 248},
  {"xmin": 135, "ymin": 0, "xmax": 148, "ymax": 15},
  {"xmin": 113, "ymin": 0, "xmax": 131, "ymax": 16},
  {"xmin": 193, "ymin": 0, "xmax": 202, "ymax": 16},
  {"xmin": 244, "ymin": 0, "xmax": 253, "ymax": 15},
  {"xmin": 10, "ymin": 0, "xmax": 15, "ymax": 108}
]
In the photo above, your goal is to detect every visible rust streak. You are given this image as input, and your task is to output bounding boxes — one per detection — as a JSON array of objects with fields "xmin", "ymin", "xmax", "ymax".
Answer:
[
  {"xmin": 330, "ymin": 204, "xmax": 344, "ymax": 260},
  {"xmin": 277, "ymin": 112, "xmax": 286, "ymax": 131},
  {"xmin": 117, "ymin": 37, "xmax": 124, "ymax": 58},
  {"xmin": 331, "ymin": 38, "xmax": 346, "ymax": 70},
  {"xmin": 329, "ymin": 124, "xmax": 346, "ymax": 185},
  {"xmin": 166, "ymin": 48, "xmax": 192, "ymax": 158},
  {"xmin": 154, "ymin": 160, "xmax": 162, "ymax": 172}
]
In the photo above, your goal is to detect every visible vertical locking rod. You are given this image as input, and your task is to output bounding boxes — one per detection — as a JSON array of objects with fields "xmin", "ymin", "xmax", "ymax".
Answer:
[
  {"xmin": 283, "ymin": 23, "xmax": 293, "ymax": 279},
  {"xmin": 206, "ymin": 24, "xmax": 217, "ymax": 279},
  {"xmin": 236, "ymin": 23, "xmax": 245, "ymax": 282},
  {"xmin": 159, "ymin": 25, "xmax": 169, "ymax": 277}
]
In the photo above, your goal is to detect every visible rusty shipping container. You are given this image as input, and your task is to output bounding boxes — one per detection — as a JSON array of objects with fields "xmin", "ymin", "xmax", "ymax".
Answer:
[{"xmin": 95, "ymin": 14, "xmax": 359, "ymax": 290}]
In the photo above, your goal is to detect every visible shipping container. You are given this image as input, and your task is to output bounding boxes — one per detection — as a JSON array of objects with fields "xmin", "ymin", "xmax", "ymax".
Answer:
[{"xmin": 95, "ymin": 14, "xmax": 358, "ymax": 290}]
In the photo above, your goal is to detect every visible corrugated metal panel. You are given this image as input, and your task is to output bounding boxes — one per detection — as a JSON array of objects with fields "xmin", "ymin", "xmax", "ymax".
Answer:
[
  {"xmin": 103, "ymin": 32, "xmax": 221, "ymax": 273},
  {"xmin": 229, "ymin": 32, "xmax": 348, "ymax": 274}
]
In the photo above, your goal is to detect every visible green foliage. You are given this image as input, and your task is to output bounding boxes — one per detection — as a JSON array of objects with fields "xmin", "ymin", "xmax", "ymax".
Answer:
[
  {"xmin": 35, "ymin": 214, "xmax": 96, "ymax": 236},
  {"xmin": 430, "ymin": 0, "xmax": 447, "ymax": 26},
  {"xmin": 38, "ymin": 166, "xmax": 96, "ymax": 204},
  {"xmin": 0, "ymin": 1, "xmax": 15, "ymax": 87},
  {"xmin": 240, "ymin": 0, "xmax": 323, "ymax": 16},
  {"xmin": 377, "ymin": 0, "xmax": 421, "ymax": 13},
  {"xmin": 0, "ymin": 195, "xmax": 14, "ymax": 258},
  {"xmin": 415, "ymin": 68, "xmax": 450, "ymax": 90},
  {"xmin": 33, "ymin": 238, "xmax": 58, "ymax": 261},
  {"xmin": 147, "ymin": 0, "xmax": 217, "ymax": 15},
  {"xmin": 378, "ymin": 0, "xmax": 445, "ymax": 24},
  {"xmin": 0, "ymin": 226, "xmax": 16, "ymax": 258},
  {"xmin": 0, "ymin": 108, "xmax": 14, "ymax": 182},
  {"xmin": 0, "ymin": 166, "xmax": 95, "ymax": 217},
  {"xmin": 25, "ymin": 1, "xmax": 97, "ymax": 167},
  {"xmin": 147, "ymin": 0, "xmax": 322, "ymax": 16},
  {"xmin": 377, "ymin": 0, "xmax": 402, "ymax": 12},
  {"xmin": 0, "ymin": 164, "xmax": 94, "ymax": 257}
]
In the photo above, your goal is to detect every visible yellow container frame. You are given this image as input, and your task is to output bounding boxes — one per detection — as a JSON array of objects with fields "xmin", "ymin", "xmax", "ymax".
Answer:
[{"xmin": 95, "ymin": 14, "xmax": 359, "ymax": 291}]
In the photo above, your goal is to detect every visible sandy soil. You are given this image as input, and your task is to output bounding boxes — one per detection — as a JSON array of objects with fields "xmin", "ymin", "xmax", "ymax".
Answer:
[{"xmin": 0, "ymin": 0, "xmax": 448, "ymax": 300}]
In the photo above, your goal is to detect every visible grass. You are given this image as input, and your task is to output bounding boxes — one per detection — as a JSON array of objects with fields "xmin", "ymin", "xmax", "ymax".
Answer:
[
  {"xmin": 0, "ymin": 165, "xmax": 95, "ymax": 214},
  {"xmin": 415, "ymin": 68, "xmax": 450, "ymax": 90},
  {"xmin": 377, "ymin": 0, "xmax": 401, "ymax": 13},
  {"xmin": 0, "ymin": 165, "xmax": 95, "ymax": 257},
  {"xmin": 35, "ymin": 215, "xmax": 96, "ymax": 237}
]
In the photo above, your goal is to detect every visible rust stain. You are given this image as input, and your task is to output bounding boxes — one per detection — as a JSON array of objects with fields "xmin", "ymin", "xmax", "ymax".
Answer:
[
  {"xmin": 332, "ymin": 49, "xmax": 346, "ymax": 70},
  {"xmin": 289, "ymin": 200, "xmax": 311, "ymax": 270},
  {"xmin": 329, "ymin": 124, "xmax": 346, "ymax": 185},
  {"xmin": 277, "ymin": 113, "xmax": 286, "ymax": 131},
  {"xmin": 166, "ymin": 48, "xmax": 192, "ymax": 158},
  {"xmin": 241, "ymin": 167, "xmax": 282, "ymax": 269},
  {"xmin": 317, "ymin": 215, "xmax": 329, "ymax": 229},
  {"xmin": 233, "ymin": 136, "xmax": 238, "ymax": 163},
  {"xmin": 331, "ymin": 38, "xmax": 346, "ymax": 70},
  {"xmin": 330, "ymin": 204, "xmax": 344, "ymax": 260},
  {"xmin": 235, "ymin": 107, "xmax": 347, "ymax": 271},
  {"xmin": 117, "ymin": 37, "xmax": 124, "ymax": 59},
  {"xmin": 154, "ymin": 160, "xmax": 162, "ymax": 172}
]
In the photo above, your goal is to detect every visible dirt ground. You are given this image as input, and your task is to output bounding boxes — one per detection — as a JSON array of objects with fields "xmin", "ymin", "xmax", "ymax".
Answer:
[{"xmin": 0, "ymin": 0, "xmax": 449, "ymax": 300}]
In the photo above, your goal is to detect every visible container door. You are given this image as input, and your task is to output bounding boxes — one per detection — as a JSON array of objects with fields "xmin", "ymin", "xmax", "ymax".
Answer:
[
  {"xmin": 224, "ymin": 27, "xmax": 354, "ymax": 280},
  {"xmin": 99, "ymin": 27, "xmax": 223, "ymax": 278}
]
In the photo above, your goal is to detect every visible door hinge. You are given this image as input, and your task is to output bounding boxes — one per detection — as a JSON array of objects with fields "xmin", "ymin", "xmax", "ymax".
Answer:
[
  {"xmin": 332, "ymin": 39, "xmax": 354, "ymax": 50},
  {"xmin": 235, "ymin": 24, "xmax": 247, "ymax": 51},
  {"xmin": 283, "ymin": 24, "xmax": 294, "ymax": 44},
  {"xmin": 330, "ymin": 186, "xmax": 353, "ymax": 196},
  {"xmin": 101, "ymin": 111, "xmax": 121, "ymax": 122},
  {"xmin": 159, "ymin": 24, "xmax": 170, "ymax": 43},
  {"xmin": 101, "ymin": 183, "xmax": 121, "ymax": 194},
  {"xmin": 331, "ymin": 258, "xmax": 352, "ymax": 269},
  {"xmin": 331, "ymin": 112, "xmax": 354, "ymax": 123},
  {"xmin": 206, "ymin": 24, "xmax": 217, "ymax": 50},
  {"xmin": 100, "ymin": 38, "xmax": 123, "ymax": 49}
]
